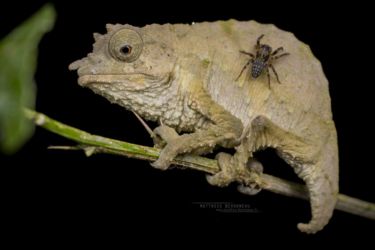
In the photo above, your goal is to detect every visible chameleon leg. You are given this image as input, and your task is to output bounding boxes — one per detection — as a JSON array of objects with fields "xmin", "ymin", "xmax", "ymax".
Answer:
[
  {"xmin": 206, "ymin": 116, "xmax": 268, "ymax": 187},
  {"xmin": 208, "ymin": 115, "xmax": 338, "ymax": 233},
  {"xmin": 151, "ymin": 122, "xmax": 242, "ymax": 170},
  {"xmin": 151, "ymin": 85, "xmax": 244, "ymax": 170},
  {"xmin": 152, "ymin": 125, "xmax": 179, "ymax": 149},
  {"xmin": 206, "ymin": 142, "xmax": 262, "ymax": 189}
]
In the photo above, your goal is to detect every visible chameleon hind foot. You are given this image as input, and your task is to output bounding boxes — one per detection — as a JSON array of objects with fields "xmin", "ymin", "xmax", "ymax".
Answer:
[{"xmin": 206, "ymin": 153, "xmax": 261, "ymax": 190}]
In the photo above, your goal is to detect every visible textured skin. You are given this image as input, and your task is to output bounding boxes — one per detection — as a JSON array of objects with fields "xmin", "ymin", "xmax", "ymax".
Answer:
[{"xmin": 69, "ymin": 20, "xmax": 339, "ymax": 233}]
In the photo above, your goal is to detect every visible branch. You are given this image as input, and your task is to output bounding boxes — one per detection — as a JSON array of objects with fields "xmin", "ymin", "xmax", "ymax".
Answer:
[{"xmin": 25, "ymin": 109, "xmax": 375, "ymax": 220}]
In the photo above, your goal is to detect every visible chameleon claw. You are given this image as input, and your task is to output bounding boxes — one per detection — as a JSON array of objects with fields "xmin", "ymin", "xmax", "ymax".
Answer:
[
  {"xmin": 150, "ymin": 158, "xmax": 170, "ymax": 170},
  {"xmin": 206, "ymin": 153, "xmax": 236, "ymax": 187}
]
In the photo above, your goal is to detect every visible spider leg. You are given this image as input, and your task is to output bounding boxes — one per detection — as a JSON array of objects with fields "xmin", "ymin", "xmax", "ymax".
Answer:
[
  {"xmin": 235, "ymin": 59, "xmax": 253, "ymax": 81},
  {"xmin": 272, "ymin": 47, "xmax": 284, "ymax": 56},
  {"xmin": 239, "ymin": 50, "xmax": 255, "ymax": 58},
  {"xmin": 266, "ymin": 66, "xmax": 271, "ymax": 88},
  {"xmin": 256, "ymin": 34, "xmax": 265, "ymax": 49},
  {"xmin": 270, "ymin": 64, "xmax": 281, "ymax": 84},
  {"xmin": 272, "ymin": 52, "xmax": 290, "ymax": 60}
]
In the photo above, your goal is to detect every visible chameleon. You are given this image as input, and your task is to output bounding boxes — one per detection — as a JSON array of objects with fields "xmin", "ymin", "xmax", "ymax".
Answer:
[{"xmin": 69, "ymin": 20, "xmax": 339, "ymax": 233}]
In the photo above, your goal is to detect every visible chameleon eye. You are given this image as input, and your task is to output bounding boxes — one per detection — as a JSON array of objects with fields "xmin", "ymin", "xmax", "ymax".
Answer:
[
  {"xmin": 109, "ymin": 28, "xmax": 143, "ymax": 62},
  {"xmin": 120, "ymin": 45, "xmax": 132, "ymax": 55}
]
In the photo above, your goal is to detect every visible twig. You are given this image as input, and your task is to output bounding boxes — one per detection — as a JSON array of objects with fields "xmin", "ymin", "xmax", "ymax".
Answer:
[
  {"xmin": 131, "ymin": 110, "xmax": 155, "ymax": 138},
  {"xmin": 24, "ymin": 109, "xmax": 375, "ymax": 220}
]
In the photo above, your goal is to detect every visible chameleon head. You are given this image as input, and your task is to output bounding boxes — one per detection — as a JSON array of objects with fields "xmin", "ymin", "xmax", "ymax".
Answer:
[{"xmin": 69, "ymin": 24, "xmax": 177, "ymax": 114}]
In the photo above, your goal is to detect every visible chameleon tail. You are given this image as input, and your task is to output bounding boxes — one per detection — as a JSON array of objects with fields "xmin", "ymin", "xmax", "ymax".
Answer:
[{"xmin": 295, "ymin": 132, "xmax": 339, "ymax": 233}]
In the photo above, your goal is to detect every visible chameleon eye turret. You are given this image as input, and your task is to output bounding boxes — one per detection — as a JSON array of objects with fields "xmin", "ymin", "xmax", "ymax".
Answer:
[{"xmin": 108, "ymin": 28, "xmax": 143, "ymax": 63}]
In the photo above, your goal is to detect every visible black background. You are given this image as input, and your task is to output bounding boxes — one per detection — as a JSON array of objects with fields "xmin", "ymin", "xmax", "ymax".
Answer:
[{"xmin": 1, "ymin": 0, "xmax": 374, "ymax": 245}]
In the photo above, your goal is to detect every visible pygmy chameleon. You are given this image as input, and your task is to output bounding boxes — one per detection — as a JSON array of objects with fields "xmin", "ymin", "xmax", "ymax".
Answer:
[{"xmin": 69, "ymin": 20, "xmax": 339, "ymax": 233}]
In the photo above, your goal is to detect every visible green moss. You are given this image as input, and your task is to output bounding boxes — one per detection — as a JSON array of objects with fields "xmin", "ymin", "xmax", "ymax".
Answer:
[{"xmin": 201, "ymin": 58, "xmax": 210, "ymax": 68}]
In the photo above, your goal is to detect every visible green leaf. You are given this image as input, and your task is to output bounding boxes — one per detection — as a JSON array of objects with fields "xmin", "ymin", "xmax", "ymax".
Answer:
[{"xmin": 0, "ymin": 4, "xmax": 56, "ymax": 154}]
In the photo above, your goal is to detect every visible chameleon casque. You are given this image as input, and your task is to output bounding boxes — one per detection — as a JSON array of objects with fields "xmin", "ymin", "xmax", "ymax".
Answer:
[{"xmin": 69, "ymin": 20, "xmax": 339, "ymax": 233}]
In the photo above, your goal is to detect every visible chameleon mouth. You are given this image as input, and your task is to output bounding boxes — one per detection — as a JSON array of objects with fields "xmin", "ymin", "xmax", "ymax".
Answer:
[{"xmin": 78, "ymin": 73, "xmax": 170, "ymax": 90}]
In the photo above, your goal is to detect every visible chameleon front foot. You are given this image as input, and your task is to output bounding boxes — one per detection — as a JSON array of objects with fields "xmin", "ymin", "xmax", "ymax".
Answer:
[
  {"xmin": 150, "ymin": 120, "xmax": 242, "ymax": 171},
  {"xmin": 151, "ymin": 124, "xmax": 180, "ymax": 170},
  {"xmin": 152, "ymin": 124, "xmax": 179, "ymax": 148}
]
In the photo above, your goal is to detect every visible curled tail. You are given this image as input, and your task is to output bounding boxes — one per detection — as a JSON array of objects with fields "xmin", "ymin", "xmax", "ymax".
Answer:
[
  {"xmin": 294, "ymin": 131, "xmax": 339, "ymax": 233},
  {"xmin": 238, "ymin": 115, "xmax": 339, "ymax": 233}
]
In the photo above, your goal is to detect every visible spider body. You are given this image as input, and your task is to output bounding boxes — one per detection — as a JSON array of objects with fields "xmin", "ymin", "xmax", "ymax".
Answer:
[{"xmin": 236, "ymin": 34, "xmax": 289, "ymax": 88}]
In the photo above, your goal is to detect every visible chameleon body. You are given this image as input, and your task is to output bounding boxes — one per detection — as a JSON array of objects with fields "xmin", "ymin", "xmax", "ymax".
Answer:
[{"xmin": 69, "ymin": 20, "xmax": 339, "ymax": 233}]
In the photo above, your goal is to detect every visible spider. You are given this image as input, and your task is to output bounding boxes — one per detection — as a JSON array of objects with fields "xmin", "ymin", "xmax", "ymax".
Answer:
[{"xmin": 236, "ymin": 34, "xmax": 290, "ymax": 88}]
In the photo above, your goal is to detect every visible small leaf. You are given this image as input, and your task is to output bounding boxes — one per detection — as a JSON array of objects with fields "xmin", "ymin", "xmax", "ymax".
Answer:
[{"xmin": 0, "ymin": 4, "xmax": 56, "ymax": 154}]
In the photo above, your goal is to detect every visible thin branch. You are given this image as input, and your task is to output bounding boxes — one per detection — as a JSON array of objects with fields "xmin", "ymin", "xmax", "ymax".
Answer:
[
  {"xmin": 24, "ymin": 109, "xmax": 375, "ymax": 220},
  {"xmin": 131, "ymin": 110, "xmax": 155, "ymax": 138}
]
